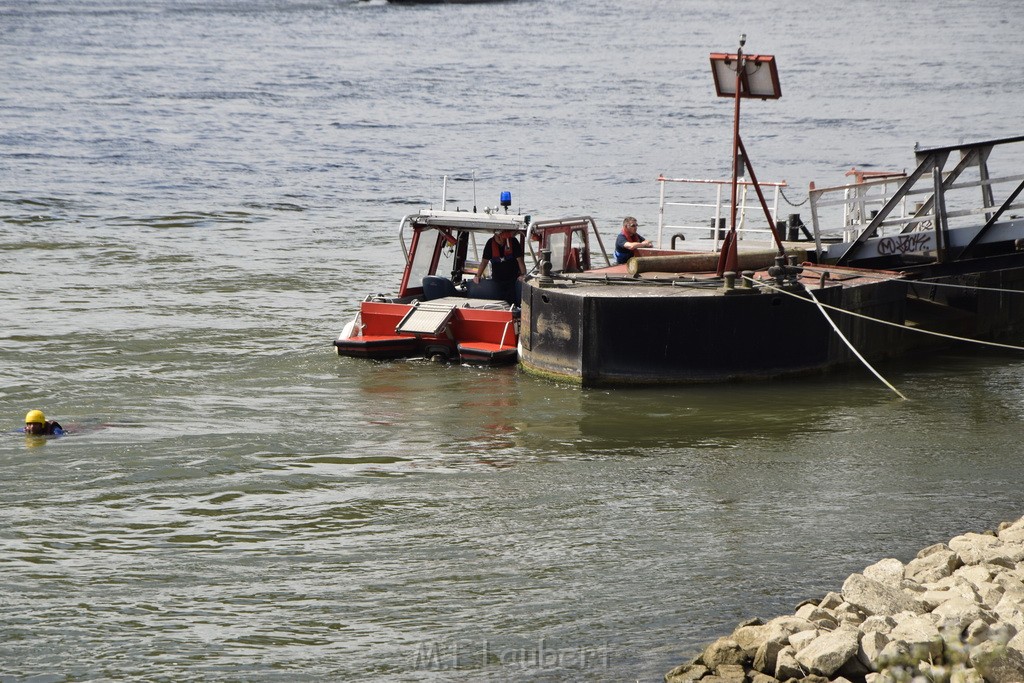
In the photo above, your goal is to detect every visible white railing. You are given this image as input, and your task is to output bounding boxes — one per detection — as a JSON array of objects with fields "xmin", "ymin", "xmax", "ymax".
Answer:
[
  {"xmin": 809, "ymin": 170, "xmax": 1024, "ymax": 256},
  {"xmin": 655, "ymin": 176, "xmax": 787, "ymax": 250},
  {"xmin": 808, "ymin": 173, "xmax": 912, "ymax": 243}
]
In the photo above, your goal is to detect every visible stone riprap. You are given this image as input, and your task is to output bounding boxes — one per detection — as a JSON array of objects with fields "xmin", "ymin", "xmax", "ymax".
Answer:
[{"xmin": 665, "ymin": 517, "xmax": 1024, "ymax": 683}]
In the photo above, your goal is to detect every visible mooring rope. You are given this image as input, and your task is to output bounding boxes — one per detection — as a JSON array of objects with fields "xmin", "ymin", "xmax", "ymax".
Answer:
[
  {"xmin": 753, "ymin": 277, "xmax": 1024, "ymax": 352},
  {"xmin": 804, "ymin": 288, "xmax": 908, "ymax": 400},
  {"xmin": 800, "ymin": 266, "xmax": 1024, "ymax": 297}
]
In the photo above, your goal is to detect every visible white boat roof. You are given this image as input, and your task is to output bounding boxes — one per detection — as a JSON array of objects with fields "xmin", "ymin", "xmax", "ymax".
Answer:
[{"xmin": 407, "ymin": 209, "xmax": 530, "ymax": 232}]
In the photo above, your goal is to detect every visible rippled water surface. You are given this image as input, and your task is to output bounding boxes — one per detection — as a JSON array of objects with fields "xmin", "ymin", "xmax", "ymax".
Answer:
[{"xmin": 3, "ymin": 0, "xmax": 1024, "ymax": 680}]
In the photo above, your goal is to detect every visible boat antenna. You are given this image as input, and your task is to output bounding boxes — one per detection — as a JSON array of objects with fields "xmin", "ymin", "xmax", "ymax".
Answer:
[
  {"xmin": 517, "ymin": 149, "xmax": 522, "ymax": 214},
  {"xmin": 441, "ymin": 174, "xmax": 448, "ymax": 210},
  {"xmin": 473, "ymin": 169, "xmax": 477, "ymax": 213}
]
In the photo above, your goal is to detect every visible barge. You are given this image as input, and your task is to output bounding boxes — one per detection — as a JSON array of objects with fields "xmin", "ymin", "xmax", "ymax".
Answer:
[
  {"xmin": 517, "ymin": 39, "xmax": 1024, "ymax": 387},
  {"xmin": 519, "ymin": 134, "xmax": 1024, "ymax": 386}
]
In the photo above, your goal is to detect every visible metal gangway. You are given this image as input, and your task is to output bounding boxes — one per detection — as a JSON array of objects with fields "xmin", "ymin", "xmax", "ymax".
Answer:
[{"xmin": 808, "ymin": 135, "xmax": 1024, "ymax": 265}]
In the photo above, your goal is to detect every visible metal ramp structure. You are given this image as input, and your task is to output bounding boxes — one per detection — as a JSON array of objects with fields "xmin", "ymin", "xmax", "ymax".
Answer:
[
  {"xmin": 394, "ymin": 300, "xmax": 459, "ymax": 337},
  {"xmin": 394, "ymin": 296, "xmax": 510, "ymax": 337},
  {"xmin": 811, "ymin": 135, "xmax": 1024, "ymax": 268}
]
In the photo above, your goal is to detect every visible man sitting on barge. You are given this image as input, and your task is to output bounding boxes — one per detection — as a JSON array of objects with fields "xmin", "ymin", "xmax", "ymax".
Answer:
[{"xmin": 613, "ymin": 216, "xmax": 652, "ymax": 264}]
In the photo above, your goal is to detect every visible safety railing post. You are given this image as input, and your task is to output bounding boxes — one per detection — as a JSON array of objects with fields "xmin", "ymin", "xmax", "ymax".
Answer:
[
  {"xmin": 713, "ymin": 184, "xmax": 723, "ymax": 250},
  {"xmin": 657, "ymin": 176, "xmax": 666, "ymax": 249}
]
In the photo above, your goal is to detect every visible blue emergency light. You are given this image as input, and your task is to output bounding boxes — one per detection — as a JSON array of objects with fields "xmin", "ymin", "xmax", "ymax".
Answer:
[{"xmin": 500, "ymin": 191, "xmax": 512, "ymax": 210}]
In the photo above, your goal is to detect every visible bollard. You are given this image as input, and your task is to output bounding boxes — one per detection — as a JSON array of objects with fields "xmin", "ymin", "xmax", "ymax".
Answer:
[
  {"xmin": 785, "ymin": 219, "xmax": 800, "ymax": 242},
  {"xmin": 709, "ymin": 217, "xmax": 726, "ymax": 240},
  {"xmin": 788, "ymin": 214, "xmax": 804, "ymax": 240},
  {"xmin": 537, "ymin": 248, "xmax": 554, "ymax": 287},
  {"xmin": 769, "ymin": 255, "xmax": 787, "ymax": 286}
]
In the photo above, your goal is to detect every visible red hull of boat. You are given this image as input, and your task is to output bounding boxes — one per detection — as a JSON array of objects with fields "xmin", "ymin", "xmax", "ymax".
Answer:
[{"xmin": 335, "ymin": 301, "xmax": 517, "ymax": 365}]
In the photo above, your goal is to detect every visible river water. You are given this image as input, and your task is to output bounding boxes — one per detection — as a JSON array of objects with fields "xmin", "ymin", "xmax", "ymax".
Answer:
[{"xmin": 2, "ymin": 0, "xmax": 1024, "ymax": 681}]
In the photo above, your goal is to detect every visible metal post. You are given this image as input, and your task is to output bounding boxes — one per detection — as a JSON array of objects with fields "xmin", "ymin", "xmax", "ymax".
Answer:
[
  {"xmin": 657, "ymin": 176, "xmax": 666, "ymax": 249},
  {"xmin": 717, "ymin": 36, "xmax": 745, "ymax": 277},
  {"xmin": 713, "ymin": 184, "xmax": 723, "ymax": 249},
  {"xmin": 933, "ymin": 165, "xmax": 948, "ymax": 262},
  {"xmin": 978, "ymin": 145, "xmax": 994, "ymax": 222},
  {"xmin": 772, "ymin": 185, "xmax": 781, "ymax": 231},
  {"xmin": 737, "ymin": 137, "xmax": 784, "ymax": 251},
  {"xmin": 809, "ymin": 182, "xmax": 824, "ymax": 260},
  {"xmin": 729, "ymin": 43, "xmax": 743, "ymax": 236}
]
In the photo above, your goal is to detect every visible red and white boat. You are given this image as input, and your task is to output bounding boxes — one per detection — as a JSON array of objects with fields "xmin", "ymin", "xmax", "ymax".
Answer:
[{"xmin": 333, "ymin": 186, "xmax": 609, "ymax": 365}]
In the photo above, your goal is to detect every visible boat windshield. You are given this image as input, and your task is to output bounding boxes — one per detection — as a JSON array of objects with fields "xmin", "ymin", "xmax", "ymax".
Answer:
[
  {"xmin": 545, "ymin": 231, "xmax": 570, "ymax": 271},
  {"xmin": 529, "ymin": 217, "xmax": 607, "ymax": 272},
  {"xmin": 406, "ymin": 228, "xmax": 446, "ymax": 288}
]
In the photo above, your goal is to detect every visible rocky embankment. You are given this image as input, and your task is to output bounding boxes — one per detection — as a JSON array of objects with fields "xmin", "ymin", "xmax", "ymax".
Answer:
[{"xmin": 665, "ymin": 517, "xmax": 1024, "ymax": 683}]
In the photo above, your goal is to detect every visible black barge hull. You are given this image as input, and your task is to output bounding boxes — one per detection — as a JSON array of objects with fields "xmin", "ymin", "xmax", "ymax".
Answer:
[{"xmin": 519, "ymin": 263, "xmax": 1024, "ymax": 386}]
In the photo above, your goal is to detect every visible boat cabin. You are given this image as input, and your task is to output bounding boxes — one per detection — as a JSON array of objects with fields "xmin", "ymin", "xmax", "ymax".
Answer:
[
  {"xmin": 334, "ymin": 206, "xmax": 608, "ymax": 365},
  {"xmin": 397, "ymin": 209, "xmax": 530, "ymax": 302},
  {"xmin": 529, "ymin": 216, "xmax": 611, "ymax": 275},
  {"xmin": 396, "ymin": 209, "xmax": 609, "ymax": 301}
]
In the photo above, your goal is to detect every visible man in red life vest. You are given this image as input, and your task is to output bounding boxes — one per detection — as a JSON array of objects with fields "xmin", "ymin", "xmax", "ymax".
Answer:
[
  {"xmin": 473, "ymin": 229, "xmax": 526, "ymax": 303},
  {"xmin": 613, "ymin": 216, "xmax": 652, "ymax": 264}
]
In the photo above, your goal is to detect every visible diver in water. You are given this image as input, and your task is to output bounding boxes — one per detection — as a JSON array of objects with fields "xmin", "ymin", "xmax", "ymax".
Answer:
[{"xmin": 22, "ymin": 409, "xmax": 64, "ymax": 436}]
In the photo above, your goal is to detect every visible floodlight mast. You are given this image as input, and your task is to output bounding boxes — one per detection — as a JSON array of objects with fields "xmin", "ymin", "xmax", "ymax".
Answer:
[
  {"xmin": 709, "ymin": 37, "xmax": 785, "ymax": 277},
  {"xmin": 724, "ymin": 35, "xmax": 746, "ymax": 275}
]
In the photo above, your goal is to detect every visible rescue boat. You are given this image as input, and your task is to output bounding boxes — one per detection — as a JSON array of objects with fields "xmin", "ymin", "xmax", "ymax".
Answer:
[{"xmin": 333, "ymin": 184, "xmax": 609, "ymax": 365}]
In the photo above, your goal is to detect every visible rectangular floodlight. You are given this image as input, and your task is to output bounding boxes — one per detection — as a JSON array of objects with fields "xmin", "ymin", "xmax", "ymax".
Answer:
[{"xmin": 710, "ymin": 53, "xmax": 781, "ymax": 99}]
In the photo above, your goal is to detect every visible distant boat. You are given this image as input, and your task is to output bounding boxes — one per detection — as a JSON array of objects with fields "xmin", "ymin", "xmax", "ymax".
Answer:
[{"xmin": 360, "ymin": 1, "xmax": 518, "ymax": 5}]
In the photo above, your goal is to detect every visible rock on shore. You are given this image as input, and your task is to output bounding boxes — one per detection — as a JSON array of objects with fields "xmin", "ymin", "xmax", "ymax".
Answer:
[{"xmin": 665, "ymin": 517, "xmax": 1024, "ymax": 683}]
